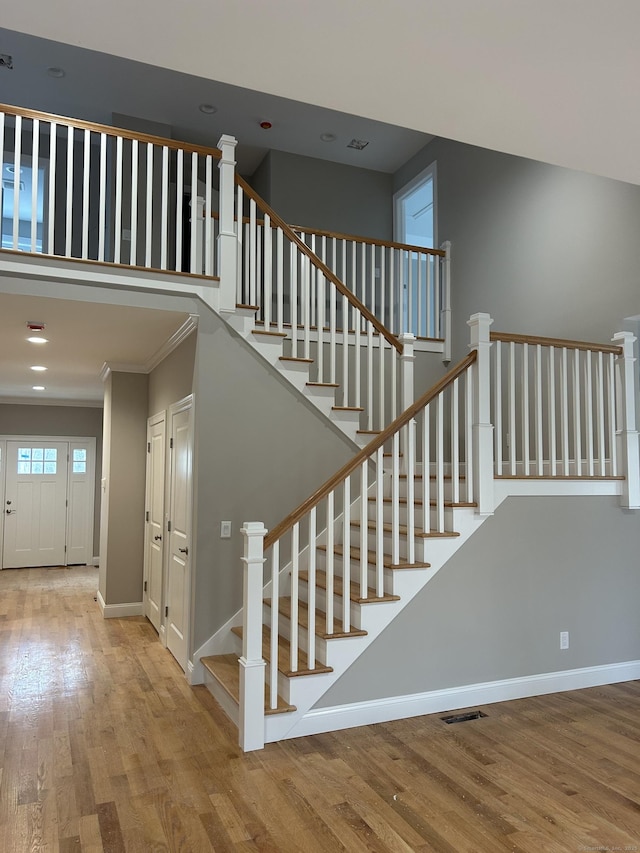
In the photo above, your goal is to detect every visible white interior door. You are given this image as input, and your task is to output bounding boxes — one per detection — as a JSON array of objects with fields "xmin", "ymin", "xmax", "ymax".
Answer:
[
  {"xmin": 66, "ymin": 441, "xmax": 96, "ymax": 565},
  {"xmin": 144, "ymin": 414, "xmax": 166, "ymax": 633},
  {"xmin": 3, "ymin": 441, "xmax": 69, "ymax": 568},
  {"xmin": 166, "ymin": 399, "xmax": 193, "ymax": 670}
]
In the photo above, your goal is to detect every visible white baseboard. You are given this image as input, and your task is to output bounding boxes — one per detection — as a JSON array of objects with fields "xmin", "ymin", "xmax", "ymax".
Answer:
[
  {"xmin": 290, "ymin": 659, "xmax": 640, "ymax": 740},
  {"xmin": 91, "ymin": 555, "xmax": 99, "ymax": 567},
  {"xmin": 96, "ymin": 590, "xmax": 144, "ymax": 619}
]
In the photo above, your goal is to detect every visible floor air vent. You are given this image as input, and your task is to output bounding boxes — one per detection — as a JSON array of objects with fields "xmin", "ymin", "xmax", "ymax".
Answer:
[{"xmin": 440, "ymin": 710, "xmax": 487, "ymax": 724}]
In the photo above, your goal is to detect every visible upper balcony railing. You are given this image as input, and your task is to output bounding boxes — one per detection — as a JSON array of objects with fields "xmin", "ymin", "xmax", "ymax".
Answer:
[{"xmin": 0, "ymin": 103, "xmax": 221, "ymax": 277}]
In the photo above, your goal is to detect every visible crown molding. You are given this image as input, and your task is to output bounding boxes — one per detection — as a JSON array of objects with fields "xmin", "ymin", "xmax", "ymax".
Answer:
[{"xmin": 146, "ymin": 314, "xmax": 198, "ymax": 372}]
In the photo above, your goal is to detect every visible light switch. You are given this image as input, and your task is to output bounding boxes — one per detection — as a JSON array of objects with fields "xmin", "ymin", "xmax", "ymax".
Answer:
[{"xmin": 221, "ymin": 521, "xmax": 232, "ymax": 539}]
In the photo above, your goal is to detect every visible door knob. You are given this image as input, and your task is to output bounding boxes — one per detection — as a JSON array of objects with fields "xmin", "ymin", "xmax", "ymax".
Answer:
[
  {"xmin": 5, "ymin": 509, "xmax": 15, "ymax": 514},
  {"xmin": 154, "ymin": 535, "xmax": 162, "ymax": 541},
  {"xmin": 179, "ymin": 547, "xmax": 189, "ymax": 555}
]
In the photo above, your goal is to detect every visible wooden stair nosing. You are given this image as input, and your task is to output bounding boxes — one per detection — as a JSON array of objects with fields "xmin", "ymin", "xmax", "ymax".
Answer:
[
  {"xmin": 300, "ymin": 569, "xmax": 400, "ymax": 605},
  {"xmin": 307, "ymin": 381, "xmax": 340, "ymax": 388},
  {"xmin": 317, "ymin": 543, "xmax": 431, "ymax": 570},
  {"xmin": 332, "ymin": 406, "xmax": 364, "ymax": 412},
  {"xmin": 367, "ymin": 496, "xmax": 474, "ymax": 510},
  {"xmin": 230, "ymin": 625, "xmax": 333, "ymax": 678},
  {"xmin": 236, "ymin": 303, "xmax": 260, "ymax": 311},
  {"xmin": 280, "ymin": 356, "xmax": 314, "ymax": 364},
  {"xmin": 264, "ymin": 597, "xmax": 368, "ymax": 640},
  {"xmin": 252, "ymin": 328, "xmax": 288, "ymax": 338},
  {"xmin": 200, "ymin": 653, "xmax": 296, "ymax": 715}
]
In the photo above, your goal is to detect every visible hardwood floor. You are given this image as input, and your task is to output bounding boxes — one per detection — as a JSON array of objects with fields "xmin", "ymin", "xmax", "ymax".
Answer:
[{"xmin": 1, "ymin": 566, "xmax": 640, "ymax": 852}]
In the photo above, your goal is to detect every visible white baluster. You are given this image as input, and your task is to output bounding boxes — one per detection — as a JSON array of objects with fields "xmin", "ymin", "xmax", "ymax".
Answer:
[
  {"xmin": 389, "ymin": 248, "xmax": 396, "ymax": 335},
  {"xmin": 468, "ymin": 313, "xmax": 494, "ymax": 515},
  {"xmin": 375, "ymin": 447, "xmax": 384, "ymax": 597},
  {"xmin": 160, "ymin": 145, "xmax": 169, "ymax": 270},
  {"xmin": 608, "ymin": 352, "xmax": 618, "ymax": 476},
  {"xmin": 435, "ymin": 395, "xmax": 445, "ymax": 533},
  {"xmin": 392, "ymin": 432, "xmax": 400, "ymax": 565},
  {"xmin": 290, "ymin": 523, "xmax": 299, "ymax": 673},
  {"xmin": 440, "ymin": 242, "xmax": 452, "ymax": 362},
  {"xmin": 114, "ymin": 135, "xmax": 123, "ymax": 263},
  {"xmin": 522, "ymin": 342, "xmax": 530, "ymax": 476},
  {"xmin": 416, "ymin": 252, "xmax": 423, "ymax": 339},
  {"xmin": 366, "ymin": 322, "xmax": 373, "ymax": 431},
  {"xmin": 342, "ymin": 477, "xmax": 351, "ymax": 632},
  {"xmin": 548, "ymin": 347, "xmax": 557, "ymax": 476},
  {"xmin": 189, "ymin": 152, "xmax": 198, "ymax": 273},
  {"xmin": 31, "ymin": 119, "xmax": 40, "ymax": 253},
  {"xmin": 535, "ymin": 344, "xmax": 543, "ymax": 475},
  {"xmin": 494, "ymin": 340, "xmax": 502, "ymax": 476},
  {"xmin": 239, "ymin": 522, "xmax": 267, "ymax": 752},
  {"xmin": 586, "ymin": 350, "xmax": 595, "ymax": 476},
  {"xmin": 276, "ymin": 227, "xmax": 284, "ymax": 333},
  {"xmin": 561, "ymin": 348, "xmax": 570, "ymax": 475},
  {"xmin": 65, "ymin": 125, "xmax": 74, "ymax": 257},
  {"xmin": 573, "ymin": 349, "xmax": 582, "ymax": 475},
  {"xmin": 130, "ymin": 139, "xmax": 139, "ymax": 266},
  {"xmin": 204, "ymin": 154, "xmax": 213, "ymax": 277},
  {"xmin": 269, "ymin": 541, "xmax": 279, "ymax": 711},
  {"xmin": 451, "ymin": 378, "xmax": 459, "ymax": 503},
  {"xmin": 81, "ymin": 128, "xmax": 90, "ymax": 259},
  {"xmin": 317, "ymin": 270, "xmax": 325, "ymax": 380},
  {"xmin": 145, "ymin": 143, "xmax": 153, "ymax": 268},
  {"xmin": 216, "ymin": 134, "xmax": 238, "ymax": 312},
  {"xmin": 406, "ymin": 419, "xmax": 416, "ymax": 564},
  {"xmin": 97, "ymin": 130, "xmax": 105, "ymax": 262},
  {"xmin": 326, "ymin": 491, "xmax": 334, "ymax": 635},
  {"xmin": 307, "ymin": 508, "xmax": 316, "ymax": 670},
  {"xmin": 290, "ymin": 243, "xmax": 298, "ymax": 357},
  {"xmin": 12, "ymin": 114, "xmax": 21, "ymax": 250},
  {"xmin": 175, "ymin": 149, "xmax": 183, "ymax": 273},
  {"xmin": 330, "ymin": 280, "xmax": 337, "ymax": 386},
  {"xmin": 508, "ymin": 341, "xmax": 516, "ymax": 476},
  {"xmin": 612, "ymin": 331, "xmax": 640, "ymax": 507},
  {"xmin": 359, "ymin": 460, "xmax": 368, "ymax": 599},
  {"xmin": 465, "ymin": 366, "xmax": 474, "ymax": 502},
  {"xmin": 263, "ymin": 213, "xmax": 272, "ymax": 329},
  {"xmin": 421, "ymin": 405, "xmax": 431, "ymax": 535},
  {"xmin": 342, "ymin": 292, "xmax": 349, "ymax": 407},
  {"xmin": 596, "ymin": 351, "xmax": 606, "ymax": 476},
  {"xmin": 47, "ymin": 121, "xmax": 57, "ymax": 260},
  {"xmin": 407, "ymin": 251, "xmax": 413, "ymax": 334}
]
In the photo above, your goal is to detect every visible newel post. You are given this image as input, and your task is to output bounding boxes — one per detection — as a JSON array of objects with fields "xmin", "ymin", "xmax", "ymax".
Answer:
[
  {"xmin": 239, "ymin": 522, "xmax": 267, "ymax": 751},
  {"xmin": 612, "ymin": 331, "xmax": 640, "ymax": 509},
  {"xmin": 440, "ymin": 241, "xmax": 452, "ymax": 363},
  {"xmin": 468, "ymin": 313, "xmax": 494, "ymax": 515},
  {"xmin": 217, "ymin": 134, "xmax": 238, "ymax": 314}
]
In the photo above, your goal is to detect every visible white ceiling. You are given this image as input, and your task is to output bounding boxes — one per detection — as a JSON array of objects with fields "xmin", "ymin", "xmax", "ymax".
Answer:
[
  {"xmin": 0, "ymin": 293, "xmax": 190, "ymax": 405},
  {"xmin": 4, "ymin": 0, "xmax": 639, "ymax": 186}
]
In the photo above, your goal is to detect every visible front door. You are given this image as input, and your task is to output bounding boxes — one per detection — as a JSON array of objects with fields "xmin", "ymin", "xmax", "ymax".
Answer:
[
  {"xmin": 166, "ymin": 399, "xmax": 193, "ymax": 670},
  {"xmin": 144, "ymin": 415, "xmax": 166, "ymax": 633},
  {"xmin": 3, "ymin": 441, "xmax": 69, "ymax": 568}
]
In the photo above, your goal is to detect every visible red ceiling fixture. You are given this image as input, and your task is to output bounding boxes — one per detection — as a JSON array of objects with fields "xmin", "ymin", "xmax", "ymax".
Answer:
[
  {"xmin": 26, "ymin": 321, "xmax": 46, "ymax": 332},
  {"xmin": 260, "ymin": 121, "xmax": 272, "ymax": 130}
]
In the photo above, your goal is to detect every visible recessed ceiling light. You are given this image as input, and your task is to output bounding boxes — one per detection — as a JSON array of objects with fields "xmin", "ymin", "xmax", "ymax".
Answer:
[
  {"xmin": 47, "ymin": 67, "xmax": 65, "ymax": 78},
  {"xmin": 260, "ymin": 121, "xmax": 272, "ymax": 130},
  {"xmin": 30, "ymin": 365, "xmax": 47, "ymax": 372},
  {"xmin": 320, "ymin": 132, "xmax": 336, "ymax": 143},
  {"xmin": 32, "ymin": 385, "xmax": 46, "ymax": 391},
  {"xmin": 27, "ymin": 336, "xmax": 48, "ymax": 344},
  {"xmin": 199, "ymin": 103, "xmax": 217, "ymax": 115},
  {"xmin": 347, "ymin": 138, "xmax": 369, "ymax": 151}
]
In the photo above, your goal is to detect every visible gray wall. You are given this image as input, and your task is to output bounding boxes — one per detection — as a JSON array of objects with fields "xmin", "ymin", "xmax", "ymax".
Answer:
[
  {"xmin": 99, "ymin": 372, "xmax": 148, "ymax": 605},
  {"xmin": 395, "ymin": 138, "xmax": 640, "ymax": 363},
  {"xmin": 148, "ymin": 330, "xmax": 197, "ymax": 415},
  {"xmin": 191, "ymin": 311, "xmax": 355, "ymax": 650},
  {"xmin": 317, "ymin": 495, "xmax": 640, "ymax": 707},
  {"xmin": 249, "ymin": 149, "xmax": 393, "ymax": 240},
  {"xmin": 0, "ymin": 403, "xmax": 103, "ymax": 555}
]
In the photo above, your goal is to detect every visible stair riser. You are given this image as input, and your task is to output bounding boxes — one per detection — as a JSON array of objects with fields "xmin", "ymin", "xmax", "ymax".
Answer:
[
  {"xmin": 385, "ymin": 480, "xmax": 469, "ymax": 502},
  {"xmin": 299, "ymin": 581, "xmax": 365, "ymax": 630},
  {"xmin": 348, "ymin": 523, "xmax": 451, "ymax": 555}
]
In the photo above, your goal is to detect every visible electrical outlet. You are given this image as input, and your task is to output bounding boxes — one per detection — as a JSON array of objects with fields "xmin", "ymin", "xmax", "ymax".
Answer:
[
  {"xmin": 220, "ymin": 521, "xmax": 232, "ymax": 539},
  {"xmin": 560, "ymin": 631, "xmax": 569, "ymax": 650}
]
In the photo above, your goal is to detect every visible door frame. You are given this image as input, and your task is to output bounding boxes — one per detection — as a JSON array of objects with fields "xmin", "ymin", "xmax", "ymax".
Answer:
[
  {"xmin": 393, "ymin": 160, "xmax": 438, "ymax": 247},
  {"xmin": 143, "ymin": 410, "xmax": 167, "ymax": 639},
  {"xmin": 0, "ymin": 434, "xmax": 96, "ymax": 570},
  {"xmin": 166, "ymin": 395, "xmax": 194, "ymax": 672}
]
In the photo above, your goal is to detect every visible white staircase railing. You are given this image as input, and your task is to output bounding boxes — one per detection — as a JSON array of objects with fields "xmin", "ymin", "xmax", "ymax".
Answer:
[
  {"xmin": 231, "ymin": 175, "xmax": 405, "ymax": 432},
  {"xmin": 0, "ymin": 102, "xmax": 222, "ymax": 278},
  {"xmin": 238, "ymin": 314, "xmax": 640, "ymax": 750},
  {"xmin": 293, "ymin": 225, "xmax": 451, "ymax": 357}
]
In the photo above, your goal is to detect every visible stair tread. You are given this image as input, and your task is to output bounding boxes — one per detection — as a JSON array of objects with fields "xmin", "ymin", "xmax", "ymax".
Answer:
[
  {"xmin": 200, "ymin": 653, "xmax": 296, "ymax": 715},
  {"xmin": 307, "ymin": 382, "xmax": 340, "ymax": 388},
  {"xmin": 318, "ymin": 544, "xmax": 432, "ymax": 570},
  {"xmin": 265, "ymin": 597, "xmax": 368, "ymax": 640},
  {"xmin": 252, "ymin": 329, "xmax": 288, "ymax": 338},
  {"xmin": 236, "ymin": 303, "xmax": 259, "ymax": 311},
  {"xmin": 231, "ymin": 625, "xmax": 333, "ymax": 678},
  {"xmin": 280, "ymin": 356, "xmax": 314, "ymax": 363},
  {"xmin": 357, "ymin": 430, "xmax": 382, "ymax": 435},
  {"xmin": 300, "ymin": 569, "xmax": 400, "ymax": 604},
  {"xmin": 332, "ymin": 406, "xmax": 364, "ymax": 412},
  {"xmin": 351, "ymin": 518, "xmax": 460, "ymax": 538},
  {"xmin": 399, "ymin": 473, "xmax": 467, "ymax": 480}
]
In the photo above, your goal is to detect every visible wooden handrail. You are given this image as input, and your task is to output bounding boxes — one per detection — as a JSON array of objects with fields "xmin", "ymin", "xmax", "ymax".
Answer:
[
  {"xmin": 0, "ymin": 102, "xmax": 222, "ymax": 159},
  {"xmin": 491, "ymin": 331, "xmax": 622, "ymax": 356},
  {"xmin": 235, "ymin": 175, "xmax": 403, "ymax": 354},
  {"xmin": 290, "ymin": 224, "xmax": 446, "ymax": 258},
  {"xmin": 264, "ymin": 350, "xmax": 477, "ymax": 549}
]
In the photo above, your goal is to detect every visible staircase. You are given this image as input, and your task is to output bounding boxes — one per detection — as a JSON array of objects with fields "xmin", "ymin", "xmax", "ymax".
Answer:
[{"xmin": 200, "ymin": 315, "xmax": 640, "ymax": 750}]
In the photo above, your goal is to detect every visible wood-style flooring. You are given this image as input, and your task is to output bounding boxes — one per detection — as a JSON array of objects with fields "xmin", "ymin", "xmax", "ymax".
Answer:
[{"xmin": 1, "ymin": 565, "xmax": 640, "ymax": 852}]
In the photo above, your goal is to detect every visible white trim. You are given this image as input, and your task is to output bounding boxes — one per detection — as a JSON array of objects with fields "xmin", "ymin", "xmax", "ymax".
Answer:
[
  {"xmin": 91, "ymin": 555, "xmax": 99, "ymax": 566},
  {"xmin": 393, "ymin": 160, "xmax": 438, "ymax": 248},
  {"xmin": 0, "ymin": 397, "xmax": 103, "ymax": 408},
  {"xmin": 291, "ymin": 660, "xmax": 640, "ymax": 739},
  {"xmin": 97, "ymin": 592, "xmax": 144, "ymax": 619},
  {"xmin": 146, "ymin": 315, "xmax": 198, "ymax": 372}
]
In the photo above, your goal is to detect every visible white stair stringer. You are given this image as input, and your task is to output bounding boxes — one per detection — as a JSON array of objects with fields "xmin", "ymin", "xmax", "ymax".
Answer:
[
  {"xmin": 222, "ymin": 306, "xmax": 363, "ymax": 444},
  {"xmin": 263, "ymin": 504, "xmax": 487, "ymax": 743}
]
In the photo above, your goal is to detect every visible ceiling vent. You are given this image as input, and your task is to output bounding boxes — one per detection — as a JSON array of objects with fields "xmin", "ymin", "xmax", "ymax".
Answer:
[
  {"xmin": 347, "ymin": 138, "xmax": 369, "ymax": 151},
  {"xmin": 0, "ymin": 54, "xmax": 13, "ymax": 70}
]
